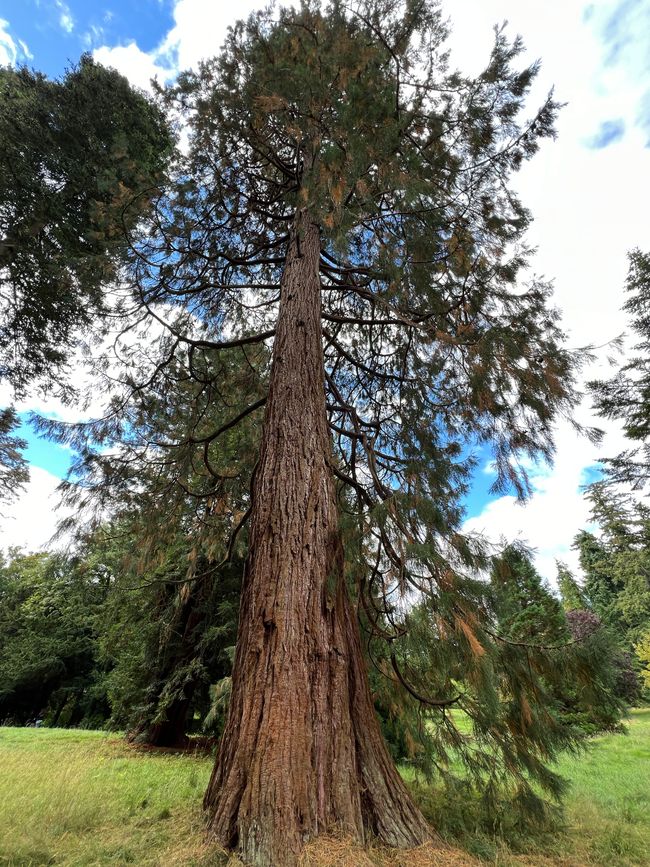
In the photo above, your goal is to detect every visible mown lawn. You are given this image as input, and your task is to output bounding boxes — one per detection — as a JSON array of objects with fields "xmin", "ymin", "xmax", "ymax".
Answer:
[{"xmin": 0, "ymin": 710, "xmax": 648, "ymax": 866}]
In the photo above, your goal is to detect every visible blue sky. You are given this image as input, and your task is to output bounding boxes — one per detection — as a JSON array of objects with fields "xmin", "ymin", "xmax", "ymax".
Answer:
[
  {"xmin": 1, "ymin": 0, "xmax": 649, "ymax": 581},
  {"xmin": 0, "ymin": 0, "xmax": 173, "ymax": 74}
]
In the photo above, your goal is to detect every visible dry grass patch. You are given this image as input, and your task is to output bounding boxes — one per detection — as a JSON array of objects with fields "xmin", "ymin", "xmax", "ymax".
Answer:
[{"xmin": 299, "ymin": 836, "xmax": 481, "ymax": 867}]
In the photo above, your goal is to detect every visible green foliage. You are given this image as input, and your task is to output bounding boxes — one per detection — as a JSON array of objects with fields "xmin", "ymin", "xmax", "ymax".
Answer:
[
  {"xmin": 590, "ymin": 249, "xmax": 650, "ymax": 489},
  {"xmin": 0, "ymin": 407, "xmax": 28, "ymax": 502},
  {"xmin": 35, "ymin": 344, "xmax": 265, "ymax": 744},
  {"xmin": 0, "ymin": 55, "xmax": 172, "ymax": 395},
  {"xmin": 99, "ymin": 540, "xmax": 242, "ymax": 743},
  {"xmin": 635, "ymin": 629, "xmax": 650, "ymax": 690},
  {"xmin": 557, "ymin": 561, "xmax": 588, "ymax": 612},
  {"xmin": 489, "ymin": 546, "xmax": 623, "ymax": 735},
  {"xmin": 491, "ymin": 545, "xmax": 568, "ymax": 642},
  {"xmin": 0, "ymin": 549, "xmax": 110, "ymax": 726},
  {"xmin": 574, "ymin": 484, "xmax": 650, "ymax": 698}
]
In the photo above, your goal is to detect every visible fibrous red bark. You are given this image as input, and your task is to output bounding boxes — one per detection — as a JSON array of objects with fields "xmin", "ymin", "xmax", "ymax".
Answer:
[{"xmin": 203, "ymin": 211, "xmax": 431, "ymax": 866}]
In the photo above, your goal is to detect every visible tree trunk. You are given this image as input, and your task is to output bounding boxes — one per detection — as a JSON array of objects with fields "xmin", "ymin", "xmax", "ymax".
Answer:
[
  {"xmin": 146, "ymin": 699, "xmax": 191, "ymax": 748},
  {"xmin": 129, "ymin": 564, "xmax": 216, "ymax": 748},
  {"xmin": 203, "ymin": 210, "xmax": 431, "ymax": 866}
]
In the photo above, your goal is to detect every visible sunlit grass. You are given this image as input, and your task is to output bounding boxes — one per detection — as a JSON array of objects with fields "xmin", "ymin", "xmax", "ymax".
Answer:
[
  {"xmin": 0, "ymin": 710, "xmax": 649, "ymax": 865},
  {"xmin": 414, "ymin": 708, "xmax": 650, "ymax": 866},
  {"xmin": 0, "ymin": 727, "xmax": 216, "ymax": 866},
  {"xmin": 550, "ymin": 707, "xmax": 650, "ymax": 866}
]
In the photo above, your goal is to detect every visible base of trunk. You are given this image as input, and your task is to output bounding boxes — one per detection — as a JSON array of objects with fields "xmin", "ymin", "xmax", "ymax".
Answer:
[
  {"xmin": 203, "ymin": 586, "xmax": 431, "ymax": 866},
  {"xmin": 300, "ymin": 835, "xmax": 456, "ymax": 867},
  {"xmin": 128, "ymin": 697, "xmax": 191, "ymax": 748}
]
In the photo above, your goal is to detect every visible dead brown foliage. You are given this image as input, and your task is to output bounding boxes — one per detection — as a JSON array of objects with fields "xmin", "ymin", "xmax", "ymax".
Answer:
[{"xmin": 298, "ymin": 836, "xmax": 481, "ymax": 867}]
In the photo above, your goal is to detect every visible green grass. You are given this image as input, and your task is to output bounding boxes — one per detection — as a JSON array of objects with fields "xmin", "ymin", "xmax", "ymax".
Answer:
[
  {"xmin": 0, "ymin": 711, "xmax": 649, "ymax": 866},
  {"xmin": 0, "ymin": 727, "xmax": 217, "ymax": 866},
  {"xmin": 548, "ymin": 708, "xmax": 650, "ymax": 866}
]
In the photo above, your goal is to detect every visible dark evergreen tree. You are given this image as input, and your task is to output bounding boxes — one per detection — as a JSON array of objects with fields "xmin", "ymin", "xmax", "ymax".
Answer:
[
  {"xmin": 490, "ymin": 545, "xmax": 568, "ymax": 643},
  {"xmin": 0, "ymin": 55, "xmax": 172, "ymax": 503},
  {"xmin": 556, "ymin": 561, "xmax": 588, "ymax": 612},
  {"xmin": 575, "ymin": 484, "xmax": 650, "ymax": 647},
  {"xmin": 489, "ymin": 547, "xmax": 623, "ymax": 735},
  {"xmin": 39, "ymin": 337, "xmax": 266, "ymax": 747},
  {"xmin": 0, "ymin": 55, "xmax": 172, "ymax": 396},
  {"xmin": 0, "ymin": 408, "xmax": 28, "ymax": 503},
  {"xmin": 97, "ymin": 527, "xmax": 243, "ymax": 747},
  {"xmin": 574, "ymin": 528, "xmax": 622, "ymax": 630}
]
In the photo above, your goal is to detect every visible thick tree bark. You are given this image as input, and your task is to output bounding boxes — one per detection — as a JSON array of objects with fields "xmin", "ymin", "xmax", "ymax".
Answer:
[{"xmin": 203, "ymin": 210, "xmax": 431, "ymax": 866}]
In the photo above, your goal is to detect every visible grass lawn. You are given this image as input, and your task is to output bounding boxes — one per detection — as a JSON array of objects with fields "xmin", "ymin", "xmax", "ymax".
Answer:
[
  {"xmin": 0, "ymin": 710, "xmax": 648, "ymax": 866},
  {"xmin": 0, "ymin": 727, "xmax": 214, "ymax": 866},
  {"xmin": 546, "ymin": 707, "xmax": 650, "ymax": 866}
]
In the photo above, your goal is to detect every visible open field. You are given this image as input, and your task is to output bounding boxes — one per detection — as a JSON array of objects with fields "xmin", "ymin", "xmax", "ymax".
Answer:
[{"xmin": 0, "ymin": 710, "xmax": 648, "ymax": 866}]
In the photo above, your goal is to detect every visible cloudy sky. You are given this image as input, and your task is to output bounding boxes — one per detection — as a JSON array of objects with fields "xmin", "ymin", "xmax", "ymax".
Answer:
[{"xmin": 0, "ymin": 0, "xmax": 649, "ymax": 583}]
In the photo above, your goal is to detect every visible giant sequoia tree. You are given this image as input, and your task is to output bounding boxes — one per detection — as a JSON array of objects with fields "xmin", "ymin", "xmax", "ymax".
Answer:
[{"xmin": 74, "ymin": 2, "xmax": 584, "ymax": 863}]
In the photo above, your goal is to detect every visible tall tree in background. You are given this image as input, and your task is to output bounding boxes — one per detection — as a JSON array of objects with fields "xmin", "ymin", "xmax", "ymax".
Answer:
[
  {"xmin": 96, "ymin": 524, "xmax": 243, "ymax": 747},
  {"xmin": 0, "ymin": 54, "xmax": 171, "ymax": 501},
  {"xmin": 112, "ymin": 0, "xmax": 587, "ymax": 860},
  {"xmin": 572, "ymin": 487, "xmax": 648, "ymax": 704},
  {"xmin": 556, "ymin": 561, "xmax": 588, "ymax": 612},
  {"xmin": 490, "ymin": 546, "xmax": 623, "ymax": 735},
  {"xmin": 0, "ymin": 55, "xmax": 172, "ymax": 396},
  {"xmin": 0, "ymin": 408, "xmax": 28, "ymax": 504},
  {"xmin": 575, "ymin": 484, "xmax": 650, "ymax": 647},
  {"xmin": 590, "ymin": 249, "xmax": 650, "ymax": 489}
]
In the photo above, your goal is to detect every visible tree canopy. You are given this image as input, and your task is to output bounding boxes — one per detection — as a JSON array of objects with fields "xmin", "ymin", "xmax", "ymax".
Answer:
[
  {"xmin": 41, "ymin": 3, "xmax": 601, "ymax": 862},
  {"xmin": 0, "ymin": 55, "xmax": 172, "ymax": 396}
]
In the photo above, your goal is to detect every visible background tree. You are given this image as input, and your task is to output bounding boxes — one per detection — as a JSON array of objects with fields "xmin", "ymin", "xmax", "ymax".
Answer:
[
  {"xmin": 38, "ymin": 332, "xmax": 267, "ymax": 746},
  {"xmin": 96, "ymin": 524, "xmax": 243, "ymax": 747},
  {"xmin": 635, "ymin": 628, "xmax": 650, "ymax": 691},
  {"xmin": 575, "ymin": 484, "xmax": 650, "ymax": 648},
  {"xmin": 0, "ymin": 408, "xmax": 28, "ymax": 503},
  {"xmin": 556, "ymin": 561, "xmax": 588, "ymax": 612},
  {"xmin": 0, "ymin": 55, "xmax": 172, "ymax": 396},
  {"xmin": 489, "ymin": 546, "xmax": 623, "ymax": 735},
  {"xmin": 590, "ymin": 249, "xmax": 650, "ymax": 490},
  {"xmin": 0, "ymin": 549, "xmax": 109, "ymax": 727},
  {"xmin": 0, "ymin": 55, "xmax": 172, "ymax": 503}
]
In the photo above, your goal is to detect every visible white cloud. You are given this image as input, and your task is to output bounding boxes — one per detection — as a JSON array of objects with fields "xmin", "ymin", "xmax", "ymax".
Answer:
[
  {"xmin": 54, "ymin": 0, "xmax": 74, "ymax": 34},
  {"xmin": 17, "ymin": 39, "xmax": 33, "ymax": 60},
  {"xmin": 158, "ymin": 0, "xmax": 260, "ymax": 71},
  {"xmin": 93, "ymin": 41, "xmax": 172, "ymax": 92},
  {"xmin": 464, "ymin": 415, "xmax": 630, "ymax": 587},
  {"xmin": 93, "ymin": 0, "xmax": 262, "ymax": 90},
  {"xmin": 0, "ymin": 18, "xmax": 28, "ymax": 66},
  {"xmin": 0, "ymin": 466, "xmax": 70, "ymax": 554},
  {"xmin": 442, "ymin": 0, "xmax": 650, "ymax": 583}
]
